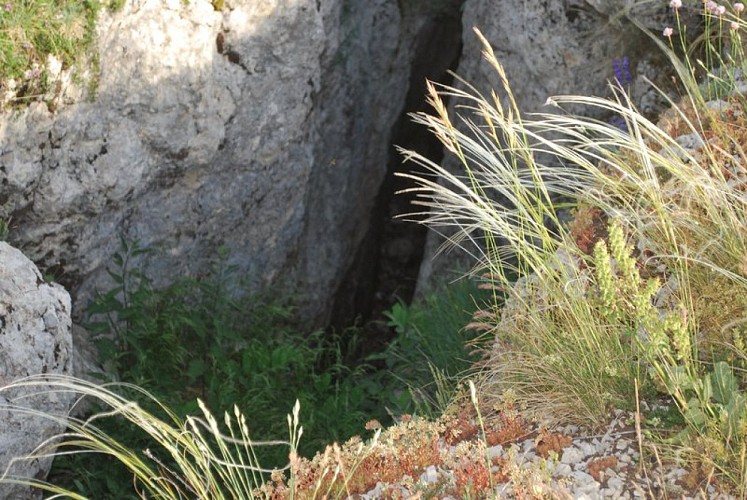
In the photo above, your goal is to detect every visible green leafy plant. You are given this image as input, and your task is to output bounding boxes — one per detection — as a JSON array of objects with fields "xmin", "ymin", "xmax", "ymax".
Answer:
[
  {"xmin": 43, "ymin": 238, "xmax": 389, "ymax": 497},
  {"xmin": 377, "ymin": 280, "xmax": 492, "ymax": 416},
  {"xmin": 0, "ymin": 0, "xmax": 193, "ymax": 108},
  {"xmin": 0, "ymin": 217, "xmax": 10, "ymax": 241},
  {"xmin": 0, "ymin": 250, "xmax": 490, "ymax": 498},
  {"xmin": 32, "ymin": 232, "xmax": 492, "ymax": 497}
]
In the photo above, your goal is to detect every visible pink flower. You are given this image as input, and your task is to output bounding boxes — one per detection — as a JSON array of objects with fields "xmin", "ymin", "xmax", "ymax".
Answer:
[
  {"xmin": 706, "ymin": 1, "xmax": 718, "ymax": 12},
  {"xmin": 663, "ymin": 26, "xmax": 674, "ymax": 37},
  {"xmin": 736, "ymin": 3, "xmax": 745, "ymax": 13},
  {"xmin": 670, "ymin": 0, "xmax": 682, "ymax": 8},
  {"xmin": 717, "ymin": 4, "xmax": 727, "ymax": 14},
  {"xmin": 732, "ymin": 20, "xmax": 740, "ymax": 29}
]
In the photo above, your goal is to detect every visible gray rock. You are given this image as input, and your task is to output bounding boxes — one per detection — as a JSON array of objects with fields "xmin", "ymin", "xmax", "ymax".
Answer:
[
  {"xmin": 571, "ymin": 470, "xmax": 596, "ymax": 484},
  {"xmin": 561, "ymin": 446, "xmax": 586, "ymax": 465},
  {"xmin": 675, "ymin": 132, "xmax": 706, "ymax": 151},
  {"xmin": 1, "ymin": 0, "xmax": 442, "ymax": 329},
  {"xmin": 420, "ymin": 465, "xmax": 439, "ymax": 484},
  {"xmin": 616, "ymin": 438, "xmax": 632, "ymax": 451},
  {"xmin": 577, "ymin": 441, "xmax": 595, "ymax": 457},
  {"xmin": 554, "ymin": 462, "xmax": 573, "ymax": 477},
  {"xmin": 574, "ymin": 476, "xmax": 601, "ymax": 497},
  {"xmin": 607, "ymin": 476, "xmax": 625, "ymax": 491},
  {"xmin": 487, "ymin": 444, "xmax": 504, "ymax": 459},
  {"xmin": 0, "ymin": 242, "xmax": 74, "ymax": 499},
  {"xmin": 361, "ymin": 481, "xmax": 385, "ymax": 499}
]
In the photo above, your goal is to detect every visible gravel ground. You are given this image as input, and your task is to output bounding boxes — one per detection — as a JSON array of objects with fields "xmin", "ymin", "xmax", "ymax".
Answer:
[{"xmin": 358, "ymin": 405, "xmax": 737, "ymax": 499}]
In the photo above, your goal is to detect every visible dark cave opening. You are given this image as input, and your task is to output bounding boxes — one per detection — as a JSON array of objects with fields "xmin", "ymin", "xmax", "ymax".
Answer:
[{"xmin": 328, "ymin": 5, "xmax": 464, "ymax": 348}]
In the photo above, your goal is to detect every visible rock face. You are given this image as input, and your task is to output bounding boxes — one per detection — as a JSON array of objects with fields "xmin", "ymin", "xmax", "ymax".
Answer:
[
  {"xmin": 0, "ymin": 0, "xmax": 437, "ymax": 326},
  {"xmin": 0, "ymin": 0, "xmax": 687, "ymax": 327},
  {"xmin": 414, "ymin": 0, "xmax": 681, "ymax": 293},
  {"xmin": 0, "ymin": 242, "xmax": 74, "ymax": 500}
]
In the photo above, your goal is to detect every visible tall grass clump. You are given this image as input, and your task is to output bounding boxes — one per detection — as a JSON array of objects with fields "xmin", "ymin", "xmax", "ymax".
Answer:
[
  {"xmin": 0, "ymin": 375, "xmax": 302, "ymax": 499},
  {"xmin": 400, "ymin": 8, "xmax": 747, "ymax": 492}
]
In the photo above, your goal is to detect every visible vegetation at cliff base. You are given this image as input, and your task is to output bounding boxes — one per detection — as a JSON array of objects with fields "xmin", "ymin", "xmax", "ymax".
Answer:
[{"xmin": 31, "ymin": 238, "xmax": 488, "ymax": 498}]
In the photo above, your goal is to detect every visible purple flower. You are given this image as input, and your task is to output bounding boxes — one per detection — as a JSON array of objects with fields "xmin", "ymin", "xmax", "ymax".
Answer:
[
  {"xmin": 4, "ymin": 3, "xmax": 10, "ymax": 11},
  {"xmin": 609, "ymin": 116, "xmax": 628, "ymax": 133},
  {"xmin": 613, "ymin": 56, "xmax": 632, "ymax": 87}
]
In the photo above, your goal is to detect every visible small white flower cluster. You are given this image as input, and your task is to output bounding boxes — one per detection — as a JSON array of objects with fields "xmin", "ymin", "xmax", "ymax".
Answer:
[
  {"xmin": 706, "ymin": 1, "xmax": 727, "ymax": 16},
  {"xmin": 663, "ymin": 1, "xmax": 746, "ymax": 37}
]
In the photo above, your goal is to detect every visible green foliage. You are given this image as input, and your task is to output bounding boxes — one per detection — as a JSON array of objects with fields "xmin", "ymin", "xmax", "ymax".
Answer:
[
  {"xmin": 51, "ymin": 238, "xmax": 388, "ymax": 497},
  {"xmin": 471, "ymin": 221, "xmax": 654, "ymax": 424},
  {"xmin": 401, "ymin": 15, "xmax": 747, "ymax": 490},
  {"xmin": 377, "ymin": 280, "xmax": 492, "ymax": 415},
  {"xmin": 650, "ymin": 357, "xmax": 747, "ymax": 488},
  {"xmin": 0, "ymin": 0, "xmax": 191, "ymax": 107},
  {"xmin": 40, "ymin": 235, "xmax": 488, "ymax": 497},
  {"xmin": 0, "ymin": 0, "xmax": 101, "ymax": 98},
  {"xmin": 0, "ymin": 217, "xmax": 9, "ymax": 241},
  {"xmin": 106, "ymin": 0, "xmax": 127, "ymax": 10}
]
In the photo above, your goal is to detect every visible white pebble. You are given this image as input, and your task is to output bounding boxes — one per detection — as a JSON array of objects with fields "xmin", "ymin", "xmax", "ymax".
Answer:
[
  {"xmin": 578, "ymin": 441, "xmax": 595, "ymax": 457},
  {"xmin": 575, "ymin": 480, "xmax": 601, "ymax": 497},
  {"xmin": 488, "ymin": 445, "xmax": 503, "ymax": 459},
  {"xmin": 607, "ymin": 477, "xmax": 624, "ymax": 490},
  {"xmin": 561, "ymin": 447, "xmax": 585, "ymax": 465},
  {"xmin": 419, "ymin": 465, "xmax": 438, "ymax": 484},
  {"xmin": 616, "ymin": 439, "xmax": 631, "ymax": 451},
  {"xmin": 553, "ymin": 463, "xmax": 572, "ymax": 477},
  {"xmin": 571, "ymin": 470, "xmax": 596, "ymax": 484}
]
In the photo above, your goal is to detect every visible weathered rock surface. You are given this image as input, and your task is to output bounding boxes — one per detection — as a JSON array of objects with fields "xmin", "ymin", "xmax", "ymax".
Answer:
[
  {"xmin": 0, "ymin": 0, "xmax": 689, "ymax": 328},
  {"xmin": 414, "ymin": 0, "xmax": 682, "ymax": 293},
  {"xmin": 0, "ymin": 0, "xmax": 438, "ymax": 326},
  {"xmin": 0, "ymin": 242, "xmax": 73, "ymax": 500}
]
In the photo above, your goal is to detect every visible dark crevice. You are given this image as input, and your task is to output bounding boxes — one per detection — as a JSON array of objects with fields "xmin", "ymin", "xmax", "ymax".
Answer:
[{"xmin": 329, "ymin": 5, "xmax": 464, "ymax": 342}]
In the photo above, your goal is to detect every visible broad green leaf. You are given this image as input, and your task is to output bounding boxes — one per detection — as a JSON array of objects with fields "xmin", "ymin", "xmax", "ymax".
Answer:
[
  {"xmin": 710, "ymin": 361, "xmax": 739, "ymax": 405},
  {"xmin": 187, "ymin": 358, "xmax": 205, "ymax": 381}
]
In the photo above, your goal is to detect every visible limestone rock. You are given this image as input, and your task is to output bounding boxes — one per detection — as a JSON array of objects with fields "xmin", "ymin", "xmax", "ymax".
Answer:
[
  {"xmin": 0, "ymin": 0, "xmax": 426, "ymax": 327},
  {"xmin": 0, "ymin": 242, "xmax": 74, "ymax": 500}
]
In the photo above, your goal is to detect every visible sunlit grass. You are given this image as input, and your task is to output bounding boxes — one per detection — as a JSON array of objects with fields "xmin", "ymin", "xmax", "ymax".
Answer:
[
  {"xmin": 0, "ymin": 375, "xmax": 301, "ymax": 499},
  {"xmin": 0, "ymin": 0, "xmax": 101, "ymax": 103},
  {"xmin": 399, "ymin": 15, "xmax": 747, "ymax": 493}
]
